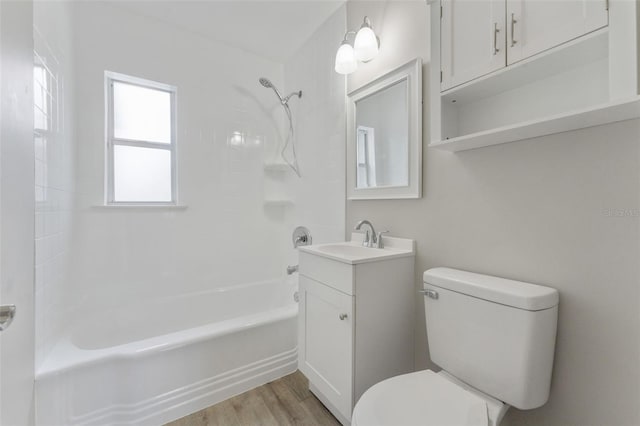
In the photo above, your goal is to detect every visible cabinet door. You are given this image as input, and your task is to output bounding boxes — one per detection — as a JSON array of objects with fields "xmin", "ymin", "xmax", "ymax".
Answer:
[
  {"xmin": 507, "ymin": 0, "xmax": 608, "ymax": 65},
  {"xmin": 441, "ymin": 0, "xmax": 506, "ymax": 91},
  {"xmin": 298, "ymin": 276, "xmax": 353, "ymax": 420}
]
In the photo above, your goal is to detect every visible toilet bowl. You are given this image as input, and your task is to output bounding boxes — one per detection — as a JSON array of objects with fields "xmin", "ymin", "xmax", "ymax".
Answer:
[
  {"xmin": 352, "ymin": 370, "xmax": 508, "ymax": 426},
  {"xmin": 351, "ymin": 268, "xmax": 558, "ymax": 426}
]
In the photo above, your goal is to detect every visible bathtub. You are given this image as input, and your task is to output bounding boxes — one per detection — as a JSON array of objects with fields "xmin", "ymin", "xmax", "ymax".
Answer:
[{"xmin": 35, "ymin": 279, "xmax": 298, "ymax": 425}]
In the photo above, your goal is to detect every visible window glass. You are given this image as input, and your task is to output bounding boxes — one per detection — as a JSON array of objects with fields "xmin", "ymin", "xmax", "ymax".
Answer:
[
  {"xmin": 34, "ymin": 65, "xmax": 48, "ymax": 131},
  {"xmin": 113, "ymin": 81, "xmax": 171, "ymax": 143},
  {"xmin": 113, "ymin": 145, "xmax": 172, "ymax": 202}
]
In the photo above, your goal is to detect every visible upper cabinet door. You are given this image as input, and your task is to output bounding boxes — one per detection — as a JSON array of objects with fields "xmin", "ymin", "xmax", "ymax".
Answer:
[
  {"xmin": 441, "ymin": 0, "xmax": 506, "ymax": 91},
  {"xmin": 507, "ymin": 0, "xmax": 608, "ymax": 65}
]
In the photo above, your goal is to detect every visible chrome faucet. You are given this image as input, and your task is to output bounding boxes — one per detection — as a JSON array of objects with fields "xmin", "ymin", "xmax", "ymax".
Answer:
[
  {"xmin": 354, "ymin": 220, "xmax": 377, "ymax": 248},
  {"xmin": 354, "ymin": 220, "xmax": 389, "ymax": 248}
]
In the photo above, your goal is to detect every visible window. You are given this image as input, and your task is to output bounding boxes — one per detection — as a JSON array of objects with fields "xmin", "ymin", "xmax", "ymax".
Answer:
[
  {"xmin": 105, "ymin": 71, "xmax": 176, "ymax": 204},
  {"xmin": 34, "ymin": 50, "xmax": 59, "ymax": 203},
  {"xmin": 356, "ymin": 126, "xmax": 377, "ymax": 188}
]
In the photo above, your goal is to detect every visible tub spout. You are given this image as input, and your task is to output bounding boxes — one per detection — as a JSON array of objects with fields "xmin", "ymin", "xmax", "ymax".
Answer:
[{"xmin": 287, "ymin": 265, "xmax": 298, "ymax": 275}]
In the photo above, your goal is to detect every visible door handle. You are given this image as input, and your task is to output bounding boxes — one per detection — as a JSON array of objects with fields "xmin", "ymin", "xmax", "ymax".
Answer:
[
  {"xmin": 493, "ymin": 23, "xmax": 500, "ymax": 55},
  {"xmin": 0, "ymin": 305, "xmax": 16, "ymax": 331}
]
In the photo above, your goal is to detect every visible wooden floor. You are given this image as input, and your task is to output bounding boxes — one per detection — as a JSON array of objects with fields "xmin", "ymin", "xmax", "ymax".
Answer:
[{"xmin": 166, "ymin": 371, "xmax": 341, "ymax": 426}]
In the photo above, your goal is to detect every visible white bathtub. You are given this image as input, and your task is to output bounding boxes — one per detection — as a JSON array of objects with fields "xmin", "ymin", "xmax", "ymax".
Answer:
[{"xmin": 35, "ymin": 279, "xmax": 298, "ymax": 426}]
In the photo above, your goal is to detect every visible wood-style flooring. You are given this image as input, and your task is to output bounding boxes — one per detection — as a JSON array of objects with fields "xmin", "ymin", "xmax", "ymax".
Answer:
[{"xmin": 166, "ymin": 370, "xmax": 341, "ymax": 426}]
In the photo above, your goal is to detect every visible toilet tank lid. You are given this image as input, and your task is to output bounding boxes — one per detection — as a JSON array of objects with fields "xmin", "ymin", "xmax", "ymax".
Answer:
[{"xmin": 423, "ymin": 268, "xmax": 559, "ymax": 311}]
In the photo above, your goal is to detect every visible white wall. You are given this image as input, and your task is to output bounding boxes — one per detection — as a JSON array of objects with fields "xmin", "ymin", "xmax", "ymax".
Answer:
[
  {"xmin": 67, "ymin": 2, "xmax": 288, "ymax": 318},
  {"xmin": 346, "ymin": 2, "xmax": 640, "ymax": 425},
  {"xmin": 33, "ymin": 0, "xmax": 77, "ymax": 369},
  {"xmin": 0, "ymin": 0, "xmax": 36, "ymax": 423},
  {"xmin": 283, "ymin": 5, "xmax": 347, "ymax": 262}
]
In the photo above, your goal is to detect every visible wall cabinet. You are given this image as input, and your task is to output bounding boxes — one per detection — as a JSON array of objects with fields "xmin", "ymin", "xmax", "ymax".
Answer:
[
  {"xmin": 506, "ymin": 0, "xmax": 608, "ymax": 65},
  {"xmin": 441, "ymin": 0, "xmax": 505, "ymax": 90},
  {"xmin": 297, "ymin": 236, "xmax": 415, "ymax": 425},
  {"xmin": 431, "ymin": 0, "xmax": 640, "ymax": 151},
  {"xmin": 442, "ymin": 0, "xmax": 609, "ymax": 91}
]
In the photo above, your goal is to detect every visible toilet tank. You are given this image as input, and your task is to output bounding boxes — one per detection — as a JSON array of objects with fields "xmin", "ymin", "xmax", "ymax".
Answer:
[{"xmin": 423, "ymin": 268, "xmax": 559, "ymax": 410}]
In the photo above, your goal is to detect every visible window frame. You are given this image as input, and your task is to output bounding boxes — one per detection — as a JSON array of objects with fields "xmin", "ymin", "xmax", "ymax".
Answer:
[{"xmin": 104, "ymin": 71, "xmax": 177, "ymax": 206}]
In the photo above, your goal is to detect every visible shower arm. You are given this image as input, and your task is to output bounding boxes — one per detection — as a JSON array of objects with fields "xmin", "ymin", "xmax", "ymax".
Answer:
[{"xmin": 282, "ymin": 91, "xmax": 302, "ymax": 104}]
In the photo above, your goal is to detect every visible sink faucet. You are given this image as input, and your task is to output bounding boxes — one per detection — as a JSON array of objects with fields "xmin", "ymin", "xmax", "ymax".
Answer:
[
  {"xmin": 354, "ymin": 220, "xmax": 377, "ymax": 248},
  {"xmin": 354, "ymin": 220, "xmax": 389, "ymax": 248}
]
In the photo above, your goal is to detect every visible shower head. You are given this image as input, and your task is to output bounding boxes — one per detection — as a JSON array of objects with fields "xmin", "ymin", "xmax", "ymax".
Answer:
[
  {"xmin": 259, "ymin": 77, "xmax": 284, "ymax": 103},
  {"xmin": 259, "ymin": 77, "xmax": 273, "ymax": 88},
  {"xmin": 258, "ymin": 77, "xmax": 302, "ymax": 105}
]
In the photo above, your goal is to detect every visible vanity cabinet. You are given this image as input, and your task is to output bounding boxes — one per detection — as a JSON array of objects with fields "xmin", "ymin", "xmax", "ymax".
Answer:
[
  {"xmin": 298, "ymin": 275, "xmax": 353, "ymax": 421},
  {"xmin": 441, "ymin": 0, "xmax": 609, "ymax": 90},
  {"xmin": 297, "ymin": 235, "xmax": 415, "ymax": 425}
]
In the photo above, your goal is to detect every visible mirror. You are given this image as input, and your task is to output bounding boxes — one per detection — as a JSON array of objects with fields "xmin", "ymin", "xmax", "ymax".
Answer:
[
  {"xmin": 347, "ymin": 58, "xmax": 422, "ymax": 199},
  {"xmin": 355, "ymin": 79, "xmax": 409, "ymax": 189}
]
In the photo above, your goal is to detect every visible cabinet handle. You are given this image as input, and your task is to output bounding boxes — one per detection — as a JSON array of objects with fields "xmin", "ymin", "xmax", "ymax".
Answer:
[
  {"xmin": 493, "ymin": 23, "xmax": 500, "ymax": 55},
  {"xmin": 510, "ymin": 13, "xmax": 518, "ymax": 47},
  {"xmin": 339, "ymin": 313, "xmax": 348, "ymax": 320}
]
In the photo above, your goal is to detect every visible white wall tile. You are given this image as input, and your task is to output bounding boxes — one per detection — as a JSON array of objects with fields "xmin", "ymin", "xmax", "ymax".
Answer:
[
  {"xmin": 34, "ymin": 1, "xmax": 348, "ymax": 371},
  {"xmin": 282, "ymin": 5, "xmax": 347, "ymax": 254},
  {"xmin": 33, "ymin": 0, "xmax": 76, "ymax": 369},
  {"xmin": 66, "ymin": 2, "xmax": 288, "ymax": 313}
]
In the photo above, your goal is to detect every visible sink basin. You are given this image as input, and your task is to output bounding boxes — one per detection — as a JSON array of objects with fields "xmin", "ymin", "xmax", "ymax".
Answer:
[
  {"xmin": 298, "ymin": 233, "xmax": 414, "ymax": 265},
  {"xmin": 314, "ymin": 244, "xmax": 385, "ymax": 258}
]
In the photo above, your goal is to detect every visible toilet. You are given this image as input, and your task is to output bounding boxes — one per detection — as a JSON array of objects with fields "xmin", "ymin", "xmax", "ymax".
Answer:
[{"xmin": 352, "ymin": 267, "xmax": 559, "ymax": 426}]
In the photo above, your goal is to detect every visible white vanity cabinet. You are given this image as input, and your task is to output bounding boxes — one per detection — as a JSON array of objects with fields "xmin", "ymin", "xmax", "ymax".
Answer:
[
  {"xmin": 297, "ymin": 235, "xmax": 415, "ymax": 425},
  {"xmin": 441, "ymin": 0, "xmax": 609, "ymax": 90},
  {"xmin": 298, "ymin": 275, "xmax": 354, "ymax": 421}
]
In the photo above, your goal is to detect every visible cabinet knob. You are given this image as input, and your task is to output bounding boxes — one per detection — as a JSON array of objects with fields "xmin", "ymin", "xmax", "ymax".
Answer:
[{"xmin": 339, "ymin": 313, "xmax": 348, "ymax": 320}]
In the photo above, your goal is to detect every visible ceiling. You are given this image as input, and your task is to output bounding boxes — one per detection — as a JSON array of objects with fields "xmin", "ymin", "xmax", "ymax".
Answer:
[{"xmin": 116, "ymin": 0, "xmax": 345, "ymax": 63}]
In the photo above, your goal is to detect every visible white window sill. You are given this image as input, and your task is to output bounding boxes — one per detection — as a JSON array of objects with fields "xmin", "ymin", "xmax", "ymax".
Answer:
[{"xmin": 92, "ymin": 204, "xmax": 188, "ymax": 210}]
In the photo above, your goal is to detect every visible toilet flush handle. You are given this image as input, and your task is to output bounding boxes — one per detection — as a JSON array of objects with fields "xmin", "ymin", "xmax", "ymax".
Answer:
[{"xmin": 419, "ymin": 289, "xmax": 439, "ymax": 300}]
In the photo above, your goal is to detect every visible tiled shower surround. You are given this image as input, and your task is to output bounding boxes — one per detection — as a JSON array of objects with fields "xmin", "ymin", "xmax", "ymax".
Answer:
[
  {"xmin": 32, "ymin": 1, "xmax": 347, "ymax": 371},
  {"xmin": 33, "ymin": 1, "xmax": 76, "ymax": 368}
]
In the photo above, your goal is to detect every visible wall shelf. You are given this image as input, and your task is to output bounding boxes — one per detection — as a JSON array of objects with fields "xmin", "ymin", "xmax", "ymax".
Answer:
[{"xmin": 430, "ymin": 95, "xmax": 640, "ymax": 152}]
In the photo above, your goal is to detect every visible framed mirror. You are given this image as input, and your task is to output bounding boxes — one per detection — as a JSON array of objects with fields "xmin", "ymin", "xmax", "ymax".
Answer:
[{"xmin": 347, "ymin": 58, "xmax": 422, "ymax": 200}]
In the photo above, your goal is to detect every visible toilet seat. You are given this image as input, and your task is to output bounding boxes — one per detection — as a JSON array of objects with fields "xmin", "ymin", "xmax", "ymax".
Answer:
[{"xmin": 352, "ymin": 370, "xmax": 497, "ymax": 426}]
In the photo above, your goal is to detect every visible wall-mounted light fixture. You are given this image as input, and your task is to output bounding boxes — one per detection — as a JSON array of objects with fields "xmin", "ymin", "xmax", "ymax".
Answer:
[{"xmin": 334, "ymin": 16, "xmax": 380, "ymax": 75}]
